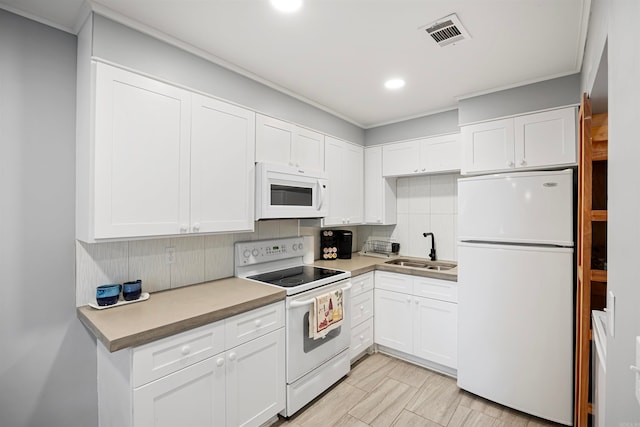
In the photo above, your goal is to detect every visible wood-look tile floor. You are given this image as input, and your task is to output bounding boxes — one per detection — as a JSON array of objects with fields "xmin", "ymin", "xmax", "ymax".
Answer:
[{"xmin": 273, "ymin": 353, "xmax": 565, "ymax": 427}]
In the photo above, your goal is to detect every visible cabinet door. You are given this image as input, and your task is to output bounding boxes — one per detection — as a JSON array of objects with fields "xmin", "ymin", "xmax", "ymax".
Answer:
[
  {"xmin": 226, "ymin": 329, "xmax": 285, "ymax": 427},
  {"xmin": 364, "ymin": 146, "xmax": 397, "ymax": 225},
  {"xmin": 382, "ymin": 141, "xmax": 420, "ymax": 176},
  {"xmin": 374, "ymin": 289, "xmax": 413, "ymax": 353},
  {"xmin": 323, "ymin": 137, "xmax": 345, "ymax": 225},
  {"xmin": 344, "ymin": 142, "xmax": 364, "ymax": 224},
  {"xmin": 94, "ymin": 63, "xmax": 191, "ymax": 239},
  {"xmin": 461, "ymin": 118, "xmax": 515, "ymax": 174},
  {"xmin": 324, "ymin": 137, "xmax": 363, "ymax": 226},
  {"xmin": 413, "ymin": 296, "xmax": 458, "ymax": 369},
  {"xmin": 191, "ymin": 94, "xmax": 255, "ymax": 234},
  {"xmin": 255, "ymin": 114, "xmax": 294, "ymax": 165},
  {"xmin": 133, "ymin": 356, "xmax": 226, "ymax": 427},
  {"xmin": 293, "ymin": 127, "xmax": 325, "ymax": 171},
  {"xmin": 420, "ymin": 134, "xmax": 461, "ymax": 173},
  {"xmin": 514, "ymin": 107, "xmax": 576, "ymax": 169}
]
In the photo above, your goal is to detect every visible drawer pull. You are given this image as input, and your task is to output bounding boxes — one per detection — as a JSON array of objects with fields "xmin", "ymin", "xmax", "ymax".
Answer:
[
  {"xmin": 216, "ymin": 357, "xmax": 225, "ymax": 367},
  {"xmin": 254, "ymin": 319, "xmax": 262, "ymax": 327},
  {"xmin": 360, "ymin": 305, "xmax": 364, "ymax": 311},
  {"xmin": 228, "ymin": 352, "xmax": 237, "ymax": 361},
  {"xmin": 360, "ymin": 335, "xmax": 364, "ymax": 341},
  {"xmin": 181, "ymin": 345, "xmax": 191, "ymax": 356}
]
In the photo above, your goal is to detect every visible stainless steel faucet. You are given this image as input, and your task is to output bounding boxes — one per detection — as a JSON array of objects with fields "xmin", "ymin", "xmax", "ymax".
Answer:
[{"xmin": 422, "ymin": 232, "xmax": 436, "ymax": 261}]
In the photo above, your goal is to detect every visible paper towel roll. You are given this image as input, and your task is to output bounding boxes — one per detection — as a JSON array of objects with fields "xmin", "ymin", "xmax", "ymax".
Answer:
[{"xmin": 303, "ymin": 235, "xmax": 315, "ymax": 264}]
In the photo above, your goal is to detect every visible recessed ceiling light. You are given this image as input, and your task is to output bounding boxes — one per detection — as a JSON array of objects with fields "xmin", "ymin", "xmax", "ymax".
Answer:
[
  {"xmin": 271, "ymin": 0, "xmax": 303, "ymax": 13},
  {"xmin": 384, "ymin": 78, "xmax": 405, "ymax": 90}
]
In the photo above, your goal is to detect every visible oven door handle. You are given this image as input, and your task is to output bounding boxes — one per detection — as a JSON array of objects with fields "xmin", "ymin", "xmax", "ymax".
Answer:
[{"xmin": 289, "ymin": 282, "xmax": 352, "ymax": 308}]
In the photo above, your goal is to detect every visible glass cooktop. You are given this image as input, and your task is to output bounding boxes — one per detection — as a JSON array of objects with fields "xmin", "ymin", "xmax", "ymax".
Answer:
[{"xmin": 248, "ymin": 266, "xmax": 345, "ymax": 288}]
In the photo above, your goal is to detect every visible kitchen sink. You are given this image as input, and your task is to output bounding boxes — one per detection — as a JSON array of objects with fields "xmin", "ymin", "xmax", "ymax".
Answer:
[{"xmin": 384, "ymin": 259, "xmax": 456, "ymax": 271}]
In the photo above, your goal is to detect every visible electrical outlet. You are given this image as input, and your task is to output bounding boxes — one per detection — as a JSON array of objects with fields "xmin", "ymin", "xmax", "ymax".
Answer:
[{"xmin": 165, "ymin": 247, "xmax": 176, "ymax": 264}]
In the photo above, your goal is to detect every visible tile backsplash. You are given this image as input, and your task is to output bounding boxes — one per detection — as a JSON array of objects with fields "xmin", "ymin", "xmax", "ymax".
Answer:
[
  {"xmin": 76, "ymin": 175, "xmax": 460, "ymax": 306},
  {"xmin": 76, "ymin": 219, "xmax": 299, "ymax": 306},
  {"xmin": 358, "ymin": 173, "xmax": 460, "ymax": 261}
]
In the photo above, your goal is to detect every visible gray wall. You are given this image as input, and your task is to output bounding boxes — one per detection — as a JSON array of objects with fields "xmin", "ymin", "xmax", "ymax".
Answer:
[
  {"xmin": 364, "ymin": 109, "xmax": 459, "ymax": 146},
  {"xmin": 92, "ymin": 14, "xmax": 365, "ymax": 145},
  {"xmin": 581, "ymin": 0, "xmax": 608, "ymax": 98},
  {"xmin": 0, "ymin": 9, "xmax": 98, "ymax": 427},
  {"xmin": 457, "ymin": 74, "xmax": 581, "ymax": 125},
  {"xmin": 604, "ymin": 1, "xmax": 640, "ymax": 425}
]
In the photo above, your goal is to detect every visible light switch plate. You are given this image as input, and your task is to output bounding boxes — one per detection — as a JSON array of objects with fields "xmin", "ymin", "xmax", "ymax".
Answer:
[
  {"xmin": 607, "ymin": 291, "xmax": 615, "ymax": 337},
  {"xmin": 636, "ymin": 337, "xmax": 640, "ymax": 406}
]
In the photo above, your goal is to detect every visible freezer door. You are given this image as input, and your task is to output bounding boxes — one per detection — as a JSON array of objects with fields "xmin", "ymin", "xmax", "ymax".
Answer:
[
  {"xmin": 458, "ymin": 169, "xmax": 573, "ymax": 246},
  {"xmin": 457, "ymin": 242, "xmax": 574, "ymax": 425}
]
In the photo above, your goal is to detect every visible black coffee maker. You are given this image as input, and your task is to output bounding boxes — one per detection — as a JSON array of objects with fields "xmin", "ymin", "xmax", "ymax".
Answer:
[{"xmin": 334, "ymin": 230, "xmax": 353, "ymax": 259}]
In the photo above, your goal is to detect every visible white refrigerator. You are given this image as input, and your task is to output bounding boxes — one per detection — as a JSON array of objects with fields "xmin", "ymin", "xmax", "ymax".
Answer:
[{"xmin": 457, "ymin": 169, "xmax": 574, "ymax": 426}]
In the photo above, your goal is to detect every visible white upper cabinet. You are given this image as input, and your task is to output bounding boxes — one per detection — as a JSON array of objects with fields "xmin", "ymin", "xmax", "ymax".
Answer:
[
  {"xmin": 513, "ymin": 108, "xmax": 577, "ymax": 169},
  {"xmin": 324, "ymin": 136, "xmax": 363, "ymax": 226},
  {"xmin": 292, "ymin": 127, "xmax": 325, "ymax": 171},
  {"xmin": 92, "ymin": 62, "xmax": 192, "ymax": 240},
  {"xmin": 382, "ymin": 140, "xmax": 420, "ymax": 176},
  {"xmin": 256, "ymin": 114, "xmax": 325, "ymax": 171},
  {"xmin": 364, "ymin": 146, "xmax": 396, "ymax": 225},
  {"xmin": 382, "ymin": 134, "xmax": 461, "ymax": 177},
  {"xmin": 190, "ymin": 94, "xmax": 255, "ymax": 234},
  {"xmin": 421, "ymin": 134, "xmax": 461, "ymax": 173},
  {"xmin": 80, "ymin": 62, "xmax": 255, "ymax": 242},
  {"xmin": 461, "ymin": 107, "xmax": 576, "ymax": 174}
]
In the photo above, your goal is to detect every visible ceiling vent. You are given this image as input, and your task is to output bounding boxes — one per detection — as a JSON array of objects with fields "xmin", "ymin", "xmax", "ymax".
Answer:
[{"xmin": 420, "ymin": 13, "xmax": 471, "ymax": 47}]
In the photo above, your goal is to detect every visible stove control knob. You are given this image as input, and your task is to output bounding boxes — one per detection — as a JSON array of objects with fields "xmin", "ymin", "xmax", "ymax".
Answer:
[
  {"xmin": 251, "ymin": 249, "xmax": 259, "ymax": 257},
  {"xmin": 298, "ymin": 243, "xmax": 304, "ymax": 251},
  {"xmin": 243, "ymin": 249, "xmax": 251, "ymax": 258}
]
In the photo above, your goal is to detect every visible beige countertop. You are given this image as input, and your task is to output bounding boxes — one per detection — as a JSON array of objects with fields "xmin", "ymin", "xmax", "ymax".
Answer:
[
  {"xmin": 77, "ymin": 277, "xmax": 285, "ymax": 352},
  {"xmin": 78, "ymin": 254, "xmax": 455, "ymax": 353},
  {"xmin": 314, "ymin": 253, "xmax": 458, "ymax": 282}
]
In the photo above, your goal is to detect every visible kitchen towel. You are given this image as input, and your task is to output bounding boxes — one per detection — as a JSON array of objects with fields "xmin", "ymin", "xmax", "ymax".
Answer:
[{"xmin": 309, "ymin": 288, "xmax": 344, "ymax": 340}]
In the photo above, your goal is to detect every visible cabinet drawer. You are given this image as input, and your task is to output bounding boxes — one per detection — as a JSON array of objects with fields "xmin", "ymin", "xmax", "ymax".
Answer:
[
  {"xmin": 351, "ymin": 290, "xmax": 374, "ymax": 326},
  {"xmin": 350, "ymin": 317, "xmax": 374, "ymax": 361},
  {"xmin": 225, "ymin": 301, "xmax": 285, "ymax": 349},
  {"xmin": 133, "ymin": 321, "xmax": 225, "ymax": 388},
  {"xmin": 413, "ymin": 277, "xmax": 458, "ymax": 303},
  {"xmin": 351, "ymin": 272, "xmax": 374, "ymax": 297},
  {"xmin": 375, "ymin": 271, "xmax": 412, "ymax": 294}
]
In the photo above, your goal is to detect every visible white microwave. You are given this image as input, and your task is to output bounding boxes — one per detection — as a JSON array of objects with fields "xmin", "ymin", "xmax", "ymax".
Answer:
[{"xmin": 255, "ymin": 162, "xmax": 329, "ymax": 220}]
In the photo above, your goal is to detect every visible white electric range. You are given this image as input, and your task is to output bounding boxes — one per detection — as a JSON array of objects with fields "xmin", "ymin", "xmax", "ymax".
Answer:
[{"xmin": 235, "ymin": 237, "xmax": 352, "ymax": 417}]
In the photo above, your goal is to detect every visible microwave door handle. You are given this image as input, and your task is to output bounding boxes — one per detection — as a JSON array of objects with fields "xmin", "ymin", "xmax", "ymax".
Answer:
[{"xmin": 317, "ymin": 180, "xmax": 326, "ymax": 210}]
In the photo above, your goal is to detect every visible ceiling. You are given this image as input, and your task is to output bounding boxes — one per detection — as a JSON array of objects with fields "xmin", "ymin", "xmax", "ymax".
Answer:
[{"xmin": 1, "ymin": 0, "xmax": 590, "ymax": 128}]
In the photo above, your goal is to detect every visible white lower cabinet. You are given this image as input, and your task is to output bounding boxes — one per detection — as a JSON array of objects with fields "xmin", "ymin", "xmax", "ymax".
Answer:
[
  {"xmin": 349, "ymin": 272, "xmax": 375, "ymax": 362},
  {"xmin": 374, "ymin": 271, "xmax": 458, "ymax": 371},
  {"xmin": 413, "ymin": 296, "xmax": 457, "ymax": 368},
  {"xmin": 133, "ymin": 356, "xmax": 226, "ymax": 427},
  {"xmin": 98, "ymin": 302, "xmax": 285, "ymax": 427}
]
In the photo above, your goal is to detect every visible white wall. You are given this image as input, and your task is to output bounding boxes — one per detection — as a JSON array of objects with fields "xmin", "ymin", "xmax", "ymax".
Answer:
[
  {"xmin": 0, "ymin": 9, "xmax": 98, "ymax": 427},
  {"xmin": 605, "ymin": 1, "xmax": 640, "ymax": 424}
]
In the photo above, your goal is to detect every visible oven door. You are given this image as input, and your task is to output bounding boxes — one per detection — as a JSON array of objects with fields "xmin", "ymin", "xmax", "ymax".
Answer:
[{"xmin": 286, "ymin": 278, "xmax": 351, "ymax": 383}]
